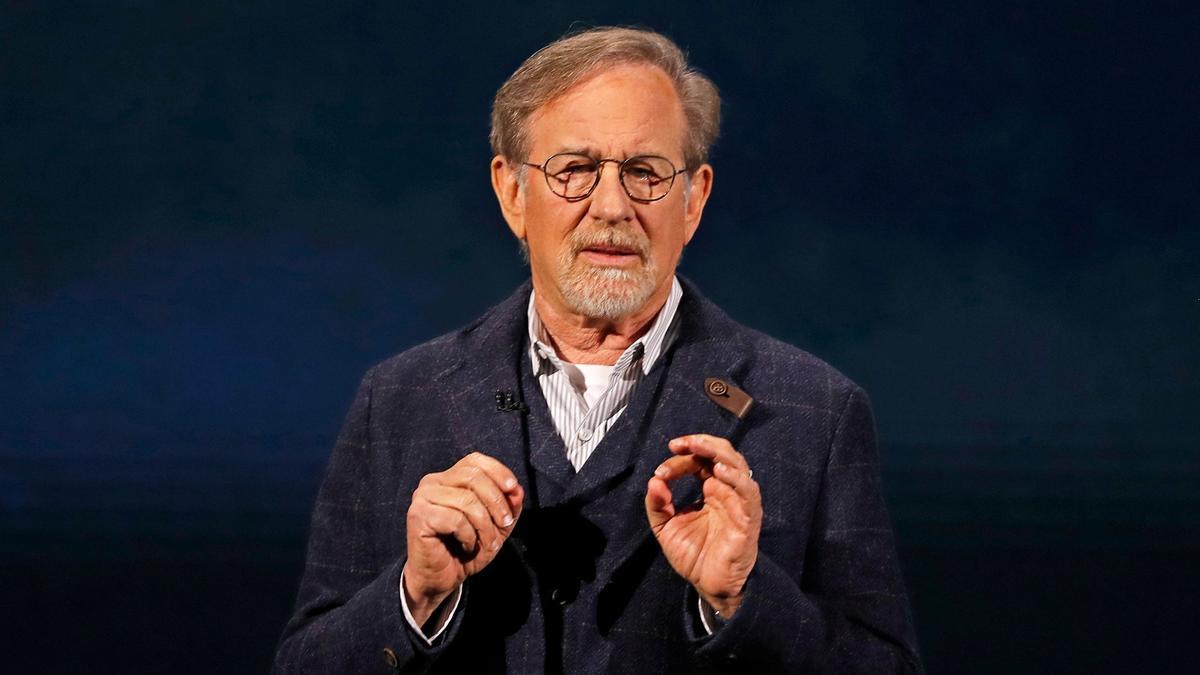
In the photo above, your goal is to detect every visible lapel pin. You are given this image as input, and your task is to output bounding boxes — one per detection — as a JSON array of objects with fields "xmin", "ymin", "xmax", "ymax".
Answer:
[{"xmin": 704, "ymin": 377, "xmax": 753, "ymax": 419}]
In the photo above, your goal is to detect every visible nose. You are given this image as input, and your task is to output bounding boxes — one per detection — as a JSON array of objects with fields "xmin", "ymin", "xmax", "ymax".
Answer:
[{"xmin": 587, "ymin": 160, "xmax": 635, "ymax": 224}]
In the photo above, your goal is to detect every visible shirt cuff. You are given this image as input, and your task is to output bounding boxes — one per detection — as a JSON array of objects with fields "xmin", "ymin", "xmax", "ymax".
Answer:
[
  {"xmin": 399, "ymin": 569, "xmax": 463, "ymax": 645},
  {"xmin": 697, "ymin": 596, "xmax": 726, "ymax": 635}
]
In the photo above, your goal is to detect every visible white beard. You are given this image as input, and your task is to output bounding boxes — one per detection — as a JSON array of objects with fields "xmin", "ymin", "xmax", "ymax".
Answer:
[
  {"xmin": 552, "ymin": 227, "xmax": 659, "ymax": 321},
  {"xmin": 557, "ymin": 258, "xmax": 660, "ymax": 320}
]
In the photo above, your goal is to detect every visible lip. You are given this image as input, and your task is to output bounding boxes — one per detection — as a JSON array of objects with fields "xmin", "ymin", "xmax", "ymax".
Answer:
[{"xmin": 578, "ymin": 246, "xmax": 640, "ymax": 266}]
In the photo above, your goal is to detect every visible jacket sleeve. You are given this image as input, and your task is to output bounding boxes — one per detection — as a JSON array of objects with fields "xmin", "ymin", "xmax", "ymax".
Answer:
[
  {"xmin": 271, "ymin": 367, "xmax": 465, "ymax": 674},
  {"xmin": 688, "ymin": 385, "xmax": 923, "ymax": 673}
]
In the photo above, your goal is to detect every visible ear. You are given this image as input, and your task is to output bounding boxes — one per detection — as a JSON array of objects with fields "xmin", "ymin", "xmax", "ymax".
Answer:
[
  {"xmin": 681, "ymin": 163, "xmax": 713, "ymax": 245},
  {"xmin": 491, "ymin": 155, "xmax": 526, "ymax": 241}
]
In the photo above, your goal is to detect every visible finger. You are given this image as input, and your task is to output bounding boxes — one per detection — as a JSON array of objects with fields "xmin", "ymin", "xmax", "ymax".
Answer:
[
  {"xmin": 460, "ymin": 452, "xmax": 522, "ymax": 495},
  {"xmin": 705, "ymin": 461, "xmax": 763, "ymax": 530},
  {"xmin": 421, "ymin": 502, "xmax": 479, "ymax": 553},
  {"xmin": 668, "ymin": 434, "xmax": 749, "ymax": 471},
  {"xmin": 460, "ymin": 452, "xmax": 526, "ymax": 523},
  {"xmin": 713, "ymin": 460, "xmax": 761, "ymax": 502},
  {"xmin": 652, "ymin": 454, "xmax": 713, "ymax": 482},
  {"xmin": 422, "ymin": 486, "xmax": 504, "ymax": 551},
  {"xmin": 505, "ymin": 483, "xmax": 525, "ymax": 524},
  {"xmin": 441, "ymin": 463, "xmax": 515, "ymax": 530},
  {"xmin": 709, "ymin": 462, "xmax": 763, "ymax": 521},
  {"xmin": 700, "ymin": 474, "xmax": 740, "ymax": 511},
  {"xmin": 644, "ymin": 476, "xmax": 676, "ymax": 531},
  {"xmin": 696, "ymin": 477, "xmax": 758, "ymax": 537}
]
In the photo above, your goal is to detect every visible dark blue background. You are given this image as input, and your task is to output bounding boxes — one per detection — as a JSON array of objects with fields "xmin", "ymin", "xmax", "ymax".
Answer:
[{"xmin": 3, "ymin": 2, "xmax": 1198, "ymax": 672}]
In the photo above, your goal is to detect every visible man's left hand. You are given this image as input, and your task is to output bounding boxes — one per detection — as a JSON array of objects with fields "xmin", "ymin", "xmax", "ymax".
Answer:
[{"xmin": 645, "ymin": 434, "xmax": 762, "ymax": 619}]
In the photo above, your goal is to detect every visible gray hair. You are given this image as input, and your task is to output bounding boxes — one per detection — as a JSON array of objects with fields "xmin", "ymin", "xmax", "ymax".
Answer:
[{"xmin": 490, "ymin": 26, "xmax": 721, "ymax": 171}]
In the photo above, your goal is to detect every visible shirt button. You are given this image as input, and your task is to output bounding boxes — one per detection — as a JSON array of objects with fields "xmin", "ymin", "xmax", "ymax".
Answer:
[{"xmin": 577, "ymin": 427, "xmax": 593, "ymax": 442}]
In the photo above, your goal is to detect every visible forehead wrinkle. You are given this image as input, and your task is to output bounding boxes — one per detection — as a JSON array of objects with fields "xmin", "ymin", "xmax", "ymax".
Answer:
[
  {"xmin": 560, "ymin": 117, "xmax": 659, "ymax": 153},
  {"xmin": 547, "ymin": 121, "xmax": 676, "ymax": 160},
  {"xmin": 549, "ymin": 144, "xmax": 669, "ymax": 160}
]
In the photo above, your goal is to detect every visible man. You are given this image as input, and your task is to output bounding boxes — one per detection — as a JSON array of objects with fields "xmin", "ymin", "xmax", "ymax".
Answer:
[{"xmin": 274, "ymin": 27, "xmax": 921, "ymax": 674}]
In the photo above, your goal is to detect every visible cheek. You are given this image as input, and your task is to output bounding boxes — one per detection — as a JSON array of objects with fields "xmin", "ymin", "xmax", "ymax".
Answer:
[
  {"xmin": 528, "ymin": 200, "xmax": 586, "ymax": 237},
  {"xmin": 642, "ymin": 211, "xmax": 690, "ymax": 255},
  {"xmin": 523, "ymin": 205, "xmax": 582, "ymax": 257}
]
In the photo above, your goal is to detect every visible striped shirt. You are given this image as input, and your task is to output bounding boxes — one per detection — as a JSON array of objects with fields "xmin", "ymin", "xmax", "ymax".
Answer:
[{"xmin": 527, "ymin": 277, "xmax": 683, "ymax": 471}]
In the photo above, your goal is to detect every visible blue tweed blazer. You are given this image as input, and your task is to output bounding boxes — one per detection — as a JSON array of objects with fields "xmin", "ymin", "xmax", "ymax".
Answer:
[{"xmin": 273, "ymin": 278, "xmax": 921, "ymax": 674}]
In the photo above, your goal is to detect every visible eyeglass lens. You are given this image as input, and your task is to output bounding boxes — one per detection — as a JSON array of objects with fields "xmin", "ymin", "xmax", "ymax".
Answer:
[{"xmin": 543, "ymin": 153, "xmax": 677, "ymax": 201}]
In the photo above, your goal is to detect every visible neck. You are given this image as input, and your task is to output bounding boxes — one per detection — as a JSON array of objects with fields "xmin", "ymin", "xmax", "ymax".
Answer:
[{"xmin": 533, "ymin": 280, "xmax": 672, "ymax": 365}]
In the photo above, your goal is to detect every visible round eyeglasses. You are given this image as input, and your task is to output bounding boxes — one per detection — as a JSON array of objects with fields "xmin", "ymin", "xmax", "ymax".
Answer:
[{"xmin": 522, "ymin": 153, "xmax": 688, "ymax": 202}]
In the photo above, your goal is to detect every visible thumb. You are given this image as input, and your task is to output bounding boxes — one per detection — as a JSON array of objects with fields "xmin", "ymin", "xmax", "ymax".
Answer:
[{"xmin": 645, "ymin": 477, "xmax": 675, "ymax": 531}]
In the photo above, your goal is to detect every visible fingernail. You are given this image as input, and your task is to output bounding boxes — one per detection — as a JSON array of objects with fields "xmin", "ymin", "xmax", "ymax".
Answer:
[
  {"xmin": 502, "ymin": 514, "xmax": 514, "ymax": 527},
  {"xmin": 490, "ymin": 539, "xmax": 501, "ymax": 551},
  {"xmin": 504, "ymin": 477, "xmax": 517, "ymax": 490},
  {"xmin": 654, "ymin": 465, "xmax": 669, "ymax": 478}
]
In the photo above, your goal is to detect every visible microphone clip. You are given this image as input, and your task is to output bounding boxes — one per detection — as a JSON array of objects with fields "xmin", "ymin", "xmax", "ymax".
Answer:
[{"xmin": 495, "ymin": 390, "xmax": 528, "ymax": 413}]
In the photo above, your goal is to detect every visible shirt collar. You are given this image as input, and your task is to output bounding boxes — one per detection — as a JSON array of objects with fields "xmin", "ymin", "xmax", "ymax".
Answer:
[{"xmin": 527, "ymin": 276, "xmax": 683, "ymax": 377}]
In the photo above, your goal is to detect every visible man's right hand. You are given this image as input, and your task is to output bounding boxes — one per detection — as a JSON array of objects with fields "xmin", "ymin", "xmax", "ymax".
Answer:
[{"xmin": 402, "ymin": 452, "xmax": 524, "ymax": 626}]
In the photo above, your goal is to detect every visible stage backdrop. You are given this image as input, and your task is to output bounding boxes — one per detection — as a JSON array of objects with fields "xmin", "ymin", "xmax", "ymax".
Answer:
[{"xmin": 2, "ymin": 2, "xmax": 1197, "ymax": 673}]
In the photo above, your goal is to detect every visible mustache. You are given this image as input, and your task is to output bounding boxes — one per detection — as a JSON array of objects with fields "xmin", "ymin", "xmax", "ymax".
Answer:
[{"xmin": 567, "ymin": 228, "xmax": 650, "ymax": 260}]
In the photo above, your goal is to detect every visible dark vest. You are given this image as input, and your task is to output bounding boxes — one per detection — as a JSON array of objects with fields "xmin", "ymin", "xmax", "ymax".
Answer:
[{"xmin": 438, "ymin": 335, "xmax": 700, "ymax": 675}]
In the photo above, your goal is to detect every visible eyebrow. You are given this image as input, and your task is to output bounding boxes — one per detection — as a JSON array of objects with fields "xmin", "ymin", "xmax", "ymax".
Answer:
[
  {"xmin": 551, "ymin": 146, "xmax": 664, "ymax": 159},
  {"xmin": 554, "ymin": 146, "xmax": 602, "ymax": 158}
]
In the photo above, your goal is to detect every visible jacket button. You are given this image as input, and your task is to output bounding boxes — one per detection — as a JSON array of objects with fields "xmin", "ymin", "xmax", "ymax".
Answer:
[
  {"xmin": 708, "ymin": 380, "xmax": 728, "ymax": 396},
  {"xmin": 551, "ymin": 588, "xmax": 568, "ymax": 606},
  {"xmin": 382, "ymin": 647, "xmax": 398, "ymax": 668}
]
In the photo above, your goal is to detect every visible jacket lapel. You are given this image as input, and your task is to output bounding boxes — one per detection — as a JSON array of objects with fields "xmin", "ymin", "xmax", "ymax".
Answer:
[
  {"xmin": 592, "ymin": 281, "xmax": 757, "ymax": 585},
  {"xmin": 441, "ymin": 282, "xmax": 537, "ymax": 493},
  {"xmin": 520, "ymin": 357, "xmax": 578, "ymax": 496}
]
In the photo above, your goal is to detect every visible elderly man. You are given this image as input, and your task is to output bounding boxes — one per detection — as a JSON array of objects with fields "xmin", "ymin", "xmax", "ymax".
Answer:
[{"xmin": 274, "ymin": 27, "xmax": 921, "ymax": 674}]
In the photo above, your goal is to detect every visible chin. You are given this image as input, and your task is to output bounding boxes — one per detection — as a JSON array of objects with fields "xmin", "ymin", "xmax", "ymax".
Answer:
[{"xmin": 559, "ymin": 264, "xmax": 660, "ymax": 321}]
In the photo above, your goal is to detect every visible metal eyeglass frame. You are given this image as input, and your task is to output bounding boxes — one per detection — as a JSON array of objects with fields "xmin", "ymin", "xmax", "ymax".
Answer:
[{"xmin": 521, "ymin": 152, "xmax": 689, "ymax": 203}]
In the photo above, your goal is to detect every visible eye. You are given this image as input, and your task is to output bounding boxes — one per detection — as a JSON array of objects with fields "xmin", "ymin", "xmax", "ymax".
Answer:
[
  {"xmin": 552, "ymin": 156, "xmax": 595, "ymax": 170},
  {"xmin": 624, "ymin": 165, "xmax": 663, "ymax": 183}
]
